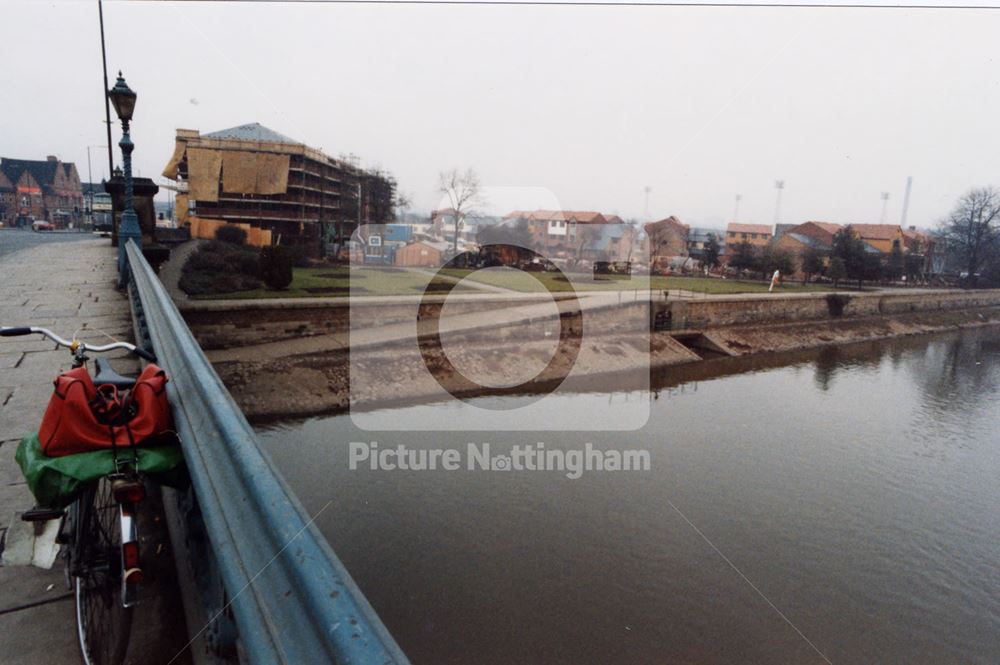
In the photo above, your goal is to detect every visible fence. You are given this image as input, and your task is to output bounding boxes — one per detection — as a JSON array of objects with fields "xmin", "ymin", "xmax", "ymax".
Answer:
[
  {"xmin": 124, "ymin": 241, "xmax": 409, "ymax": 665},
  {"xmin": 188, "ymin": 217, "xmax": 273, "ymax": 247}
]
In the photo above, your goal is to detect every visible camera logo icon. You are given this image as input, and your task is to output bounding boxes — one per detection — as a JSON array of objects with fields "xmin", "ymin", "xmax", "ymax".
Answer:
[{"xmin": 348, "ymin": 187, "xmax": 651, "ymax": 432}]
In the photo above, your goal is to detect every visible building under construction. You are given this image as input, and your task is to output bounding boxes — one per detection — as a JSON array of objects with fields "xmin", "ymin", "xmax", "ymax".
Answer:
[{"xmin": 162, "ymin": 123, "xmax": 395, "ymax": 256}]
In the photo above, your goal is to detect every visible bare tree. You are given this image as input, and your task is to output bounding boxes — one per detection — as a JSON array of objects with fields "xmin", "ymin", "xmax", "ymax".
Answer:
[
  {"xmin": 438, "ymin": 168, "xmax": 481, "ymax": 254},
  {"xmin": 939, "ymin": 186, "xmax": 1000, "ymax": 278},
  {"xmin": 394, "ymin": 190, "xmax": 412, "ymax": 222}
]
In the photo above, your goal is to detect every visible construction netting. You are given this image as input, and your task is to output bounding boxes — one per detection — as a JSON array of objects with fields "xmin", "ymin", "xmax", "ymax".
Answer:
[
  {"xmin": 188, "ymin": 217, "xmax": 273, "ymax": 247},
  {"xmin": 161, "ymin": 140, "xmax": 186, "ymax": 179},
  {"xmin": 255, "ymin": 153, "xmax": 290, "ymax": 194},
  {"xmin": 186, "ymin": 148, "xmax": 223, "ymax": 202},
  {"xmin": 175, "ymin": 194, "xmax": 189, "ymax": 224},
  {"xmin": 221, "ymin": 150, "xmax": 290, "ymax": 195}
]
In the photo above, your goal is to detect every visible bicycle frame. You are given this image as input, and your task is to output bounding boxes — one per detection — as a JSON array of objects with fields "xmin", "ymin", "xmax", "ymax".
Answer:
[{"xmin": 3, "ymin": 324, "xmax": 156, "ymax": 618}]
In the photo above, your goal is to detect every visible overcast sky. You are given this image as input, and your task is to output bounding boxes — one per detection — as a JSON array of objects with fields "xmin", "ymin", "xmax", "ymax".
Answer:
[{"xmin": 4, "ymin": 1, "xmax": 1000, "ymax": 228}]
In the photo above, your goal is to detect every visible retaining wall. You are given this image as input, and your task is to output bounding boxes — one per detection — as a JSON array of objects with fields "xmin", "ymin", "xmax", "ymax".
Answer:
[
  {"xmin": 182, "ymin": 294, "xmax": 576, "ymax": 349},
  {"xmin": 661, "ymin": 289, "xmax": 1000, "ymax": 330},
  {"xmin": 183, "ymin": 288, "xmax": 1000, "ymax": 350}
]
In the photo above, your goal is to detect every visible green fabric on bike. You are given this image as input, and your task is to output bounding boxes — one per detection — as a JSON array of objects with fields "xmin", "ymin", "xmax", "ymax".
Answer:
[{"xmin": 15, "ymin": 433, "xmax": 188, "ymax": 508}]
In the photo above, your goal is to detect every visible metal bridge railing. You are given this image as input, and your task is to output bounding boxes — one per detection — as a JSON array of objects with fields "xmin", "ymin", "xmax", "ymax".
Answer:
[{"xmin": 125, "ymin": 241, "xmax": 410, "ymax": 665}]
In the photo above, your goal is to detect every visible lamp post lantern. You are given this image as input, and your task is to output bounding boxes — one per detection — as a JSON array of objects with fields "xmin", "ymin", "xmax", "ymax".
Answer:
[{"xmin": 109, "ymin": 71, "xmax": 141, "ymax": 286}]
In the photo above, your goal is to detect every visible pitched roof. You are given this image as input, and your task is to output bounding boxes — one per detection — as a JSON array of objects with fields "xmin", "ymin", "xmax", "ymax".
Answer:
[
  {"xmin": 726, "ymin": 223, "xmax": 772, "ymax": 235},
  {"xmin": 645, "ymin": 215, "xmax": 689, "ymax": 235},
  {"xmin": 796, "ymin": 221, "xmax": 841, "ymax": 235},
  {"xmin": 902, "ymin": 228, "xmax": 930, "ymax": 240},
  {"xmin": 567, "ymin": 211, "xmax": 606, "ymax": 223},
  {"xmin": 504, "ymin": 210, "xmax": 611, "ymax": 224},
  {"xmin": 902, "ymin": 227, "xmax": 934, "ymax": 250},
  {"xmin": 1, "ymin": 158, "xmax": 60, "ymax": 191},
  {"xmin": 202, "ymin": 122, "xmax": 301, "ymax": 145},
  {"xmin": 774, "ymin": 223, "xmax": 797, "ymax": 238},
  {"xmin": 850, "ymin": 224, "xmax": 902, "ymax": 241},
  {"xmin": 0, "ymin": 169, "xmax": 12, "ymax": 192},
  {"xmin": 785, "ymin": 233, "xmax": 831, "ymax": 251}
]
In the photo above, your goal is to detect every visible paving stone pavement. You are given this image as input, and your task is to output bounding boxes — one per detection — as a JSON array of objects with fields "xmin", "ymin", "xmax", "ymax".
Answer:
[{"xmin": 0, "ymin": 238, "xmax": 191, "ymax": 664}]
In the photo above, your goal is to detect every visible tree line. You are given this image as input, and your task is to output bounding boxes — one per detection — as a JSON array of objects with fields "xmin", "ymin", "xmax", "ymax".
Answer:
[
  {"xmin": 938, "ymin": 186, "xmax": 1000, "ymax": 287},
  {"xmin": 722, "ymin": 186, "xmax": 1000, "ymax": 288}
]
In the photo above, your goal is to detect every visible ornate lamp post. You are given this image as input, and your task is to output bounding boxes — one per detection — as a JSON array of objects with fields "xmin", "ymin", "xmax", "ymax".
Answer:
[{"xmin": 108, "ymin": 72, "xmax": 140, "ymax": 286}]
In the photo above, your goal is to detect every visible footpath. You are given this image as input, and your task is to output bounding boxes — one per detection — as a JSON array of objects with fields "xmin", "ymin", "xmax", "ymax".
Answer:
[{"xmin": 0, "ymin": 238, "xmax": 190, "ymax": 664}]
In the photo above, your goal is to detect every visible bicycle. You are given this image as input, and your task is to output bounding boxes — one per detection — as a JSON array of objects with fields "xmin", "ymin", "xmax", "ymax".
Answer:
[{"xmin": 1, "ymin": 325, "xmax": 159, "ymax": 665}]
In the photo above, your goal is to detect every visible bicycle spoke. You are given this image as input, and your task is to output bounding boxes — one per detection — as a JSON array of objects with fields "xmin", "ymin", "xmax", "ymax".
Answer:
[{"xmin": 72, "ymin": 478, "xmax": 133, "ymax": 665}]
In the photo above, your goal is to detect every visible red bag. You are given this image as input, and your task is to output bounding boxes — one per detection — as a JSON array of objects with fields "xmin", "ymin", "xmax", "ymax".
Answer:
[{"xmin": 38, "ymin": 363, "xmax": 174, "ymax": 457}]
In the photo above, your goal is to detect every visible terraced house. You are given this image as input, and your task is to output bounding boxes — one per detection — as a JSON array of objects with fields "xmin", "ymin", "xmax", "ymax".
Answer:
[
  {"xmin": 0, "ymin": 156, "xmax": 83, "ymax": 228},
  {"xmin": 776, "ymin": 221, "xmax": 938, "ymax": 278},
  {"xmin": 503, "ymin": 210, "xmax": 626, "ymax": 259},
  {"xmin": 725, "ymin": 222, "xmax": 772, "ymax": 247}
]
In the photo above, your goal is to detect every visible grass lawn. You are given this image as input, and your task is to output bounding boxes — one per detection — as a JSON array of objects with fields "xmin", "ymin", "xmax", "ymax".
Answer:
[
  {"xmin": 438, "ymin": 268, "xmax": 835, "ymax": 294},
  {"xmin": 193, "ymin": 265, "xmax": 836, "ymax": 299},
  {"xmin": 655, "ymin": 275, "xmax": 835, "ymax": 294},
  {"xmin": 192, "ymin": 266, "xmax": 485, "ymax": 299}
]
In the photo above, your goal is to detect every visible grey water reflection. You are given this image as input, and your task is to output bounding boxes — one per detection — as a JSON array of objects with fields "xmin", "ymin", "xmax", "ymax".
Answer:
[{"xmin": 259, "ymin": 327, "xmax": 1000, "ymax": 664}]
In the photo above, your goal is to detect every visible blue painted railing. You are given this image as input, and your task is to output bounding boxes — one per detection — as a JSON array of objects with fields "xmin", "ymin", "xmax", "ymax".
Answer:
[{"xmin": 125, "ymin": 241, "xmax": 410, "ymax": 664}]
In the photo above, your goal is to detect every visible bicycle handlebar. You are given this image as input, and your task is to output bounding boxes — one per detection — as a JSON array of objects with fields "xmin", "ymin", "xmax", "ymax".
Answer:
[{"xmin": 0, "ymin": 326, "xmax": 156, "ymax": 362}]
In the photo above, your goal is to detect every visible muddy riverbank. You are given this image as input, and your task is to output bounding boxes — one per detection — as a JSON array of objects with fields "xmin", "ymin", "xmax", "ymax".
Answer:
[{"xmin": 211, "ymin": 304, "xmax": 1000, "ymax": 421}]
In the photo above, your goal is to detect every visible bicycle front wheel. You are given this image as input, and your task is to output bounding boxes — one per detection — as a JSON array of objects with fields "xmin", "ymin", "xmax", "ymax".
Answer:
[{"xmin": 72, "ymin": 478, "xmax": 133, "ymax": 665}]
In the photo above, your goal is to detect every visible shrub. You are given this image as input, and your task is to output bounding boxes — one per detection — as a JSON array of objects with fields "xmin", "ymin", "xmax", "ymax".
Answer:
[
  {"xmin": 237, "ymin": 252, "xmax": 260, "ymax": 277},
  {"xmin": 186, "ymin": 246, "xmax": 225, "ymax": 272},
  {"xmin": 284, "ymin": 244, "xmax": 312, "ymax": 268},
  {"xmin": 179, "ymin": 270, "xmax": 260, "ymax": 295},
  {"xmin": 180, "ymin": 239, "xmax": 262, "ymax": 296},
  {"xmin": 259, "ymin": 246, "xmax": 294, "ymax": 290},
  {"xmin": 215, "ymin": 224, "xmax": 247, "ymax": 246}
]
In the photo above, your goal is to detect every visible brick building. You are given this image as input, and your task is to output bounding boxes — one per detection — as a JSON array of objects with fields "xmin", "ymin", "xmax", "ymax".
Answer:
[
  {"xmin": 162, "ymin": 123, "xmax": 396, "ymax": 256},
  {"xmin": 849, "ymin": 224, "xmax": 906, "ymax": 254},
  {"xmin": 0, "ymin": 156, "xmax": 83, "ymax": 228},
  {"xmin": 725, "ymin": 222, "xmax": 772, "ymax": 247},
  {"xmin": 503, "ymin": 210, "xmax": 620, "ymax": 259},
  {"xmin": 644, "ymin": 216, "xmax": 690, "ymax": 270},
  {"xmin": 786, "ymin": 221, "xmax": 840, "ymax": 247}
]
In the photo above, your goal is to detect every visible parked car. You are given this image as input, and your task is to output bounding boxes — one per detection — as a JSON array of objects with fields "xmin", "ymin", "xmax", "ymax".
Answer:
[{"xmin": 32, "ymin": 220, "xmax": 54, "ymax": 232}]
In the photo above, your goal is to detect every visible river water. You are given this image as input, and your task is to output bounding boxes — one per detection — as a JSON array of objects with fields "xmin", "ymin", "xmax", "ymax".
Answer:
[{"xmin": 258, "ymin": 328, "xmax": 1000, "ymax": 664}]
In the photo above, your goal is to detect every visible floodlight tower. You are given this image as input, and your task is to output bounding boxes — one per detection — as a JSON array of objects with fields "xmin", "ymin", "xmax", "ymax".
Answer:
[
  {"xmin": 733, "ymin": 194, "xmax": 742, "ymax": 222},
  {"xmin": 880, "ymin": 192, "xmax": 890, "ymax": 223},
  {"xmin": 899, "ymin": 176, "xmax": 913, "ymax": 227},
  {"xmin": 773, "ymin": 180, "xmax": 785, "ymax": 225}
]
